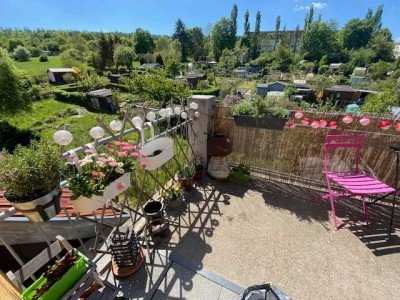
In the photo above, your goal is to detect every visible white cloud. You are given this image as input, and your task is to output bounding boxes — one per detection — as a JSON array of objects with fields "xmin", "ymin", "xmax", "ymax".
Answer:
[{"xmin": 294, "ymin": 2, "xmax": 327, "ymax": 11}]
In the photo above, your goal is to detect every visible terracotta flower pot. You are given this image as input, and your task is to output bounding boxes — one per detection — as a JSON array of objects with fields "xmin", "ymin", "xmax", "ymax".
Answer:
[
  {"xmin": 207, "ymin": 133, "xmax": 233, "ymax": 157},
  {"xmin": 194, "ymin": 169, "xmax": 203, "ymax": 180},
  {"xmin": 180, "ymin": 177, "xmax": 194, "ymax": 191}
]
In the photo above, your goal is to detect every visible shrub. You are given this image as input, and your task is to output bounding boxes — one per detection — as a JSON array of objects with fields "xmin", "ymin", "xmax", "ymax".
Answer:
[
  {"xmin": 53, "ymin": 90, "xmax": 91, "ymax": 107},
  {"xmin": 30, "ymin": 47, "xmax": 41, "ymax": 57},
  {"xmin": 39, "ymin": 55, "xmax": 48, "ymax": 62},
  {"xmin": 13, "ymin": 45, "xmax": 30, "ymax": 62},
  {"xmin": 192, "ymin": 86, "xmax": 220, "ymax": 97},
  {"xmin": 232, "ymin": 101, "xmax": 255, "ymax": 116},
  {"xmin": 0, "ymin": 140, "xmax": 64, "ymax": 201}
]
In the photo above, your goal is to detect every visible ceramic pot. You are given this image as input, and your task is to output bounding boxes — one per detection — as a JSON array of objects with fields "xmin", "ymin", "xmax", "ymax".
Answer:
[
  {"xmin": 6, "ymin": 186, "xmax": 62, "ymax": 223},
  {"xmin": 180, "ymin": 177, "xmax": 194, "ymax": 191},
  {"xmin": 207, "ymin": 133, "xmax": 233, "ymax": 157}
]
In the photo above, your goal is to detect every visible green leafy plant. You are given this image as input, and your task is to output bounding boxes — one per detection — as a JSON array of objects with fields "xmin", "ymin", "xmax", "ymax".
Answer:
[
  {"xmin": 0, "ymin": 140, "xmax": 64, "ymax": 202},
  {"xmin": 193, "ymin": 155, "xmax": 203, "ymax": 171},
  {"xmin": 67, "ymin": 140, "xmax": 142, "ymax": 200},
  {"xmin": 160, "ymin": 182, "xmax": 182, "ymax": 202},
  {"xmin": 233, "ymin": 162, "xmax": 251, "ymax": 175},
  {"xmin": 231, "ymin": 100, "xmax": 255, "ymax": 116},
  {"xmin": 178, "ymin": 163, "xmax": 196, "ymax": 179}
]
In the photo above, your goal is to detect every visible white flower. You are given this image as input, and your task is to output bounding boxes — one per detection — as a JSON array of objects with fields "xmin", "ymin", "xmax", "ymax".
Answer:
[
  {"xmin": 117, "ymin": 162, "xmax": 124, "ymax": 168},
  {"xmin": 115, "ymin": 167, "xmax": 125, "ymax": 174}
]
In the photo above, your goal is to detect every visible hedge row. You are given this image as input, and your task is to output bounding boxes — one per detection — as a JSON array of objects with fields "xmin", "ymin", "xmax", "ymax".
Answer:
[
  {"xmin": 192, "ymin": 86, "xmax": 220, "ymax": 97},
  {"xmin": 53, "ymin": 90, "xmax": 91, "ymax": 107}
]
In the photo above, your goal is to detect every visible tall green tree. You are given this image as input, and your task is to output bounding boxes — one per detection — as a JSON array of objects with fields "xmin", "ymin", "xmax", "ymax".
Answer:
[
  {"xmin": 301, "ymin": 21, "xmax": 338, "ymax": 62},
  {"xmin": 211, "ymin": 18, "xmax": 235, "ymax": 61},
  {"xmin": 304, "ymin": 4, "xmax": 314, "ymax": 30},
  {"xmin": 241, "ymin": 10, "xmax": 251, "ymax": 48},
  {"xmin": 293, "ymin": 24, "xmax": 300, "ymax": 53},
  {"xmin": 133, "ymin": 28, "xmax": 155, "ymax": 55},
  {"xmin": 341, "ymin": 18, "xmax": 374, "ymax": 50},
  {"xmin": 273, "ymin": 16, "xmax": 281, "ymax": 51},
  {"xmin": 187, "ymin": 27, "xmax": 206, "ymax": 61},
  {"xmin": 368, "ymin": 28, "xmax": 394, "ymax": 62},
  {"xmin": 0, "ymin": 48, "xmax": 30, "ymax": 116},
  {"xmin": 172, "ymin": 19, "xmax": 189, "ymax": 62},
  {"xmin": 98, "ymin": 33, "xmax": 113, "ymax": 70},
  {"xmin": 231, "ymin": 4, "xmax": 238, "ymax": 41},
  {"xmin": 113, "ymin": 44, "xmax": 136, "ymax": 70},
  {"xmin": 250, "ymin": 11, "xmax": 261, "ymax": 59},
  {"xmin": 165, "ymin": 59, "xmax": 181, "ymax": 77}
]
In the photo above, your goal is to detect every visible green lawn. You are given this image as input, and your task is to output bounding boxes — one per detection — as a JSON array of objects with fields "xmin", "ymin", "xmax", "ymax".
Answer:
[
  {"xmin": 15, "ymin": 56, "xmax": 63, "ymax": 76},
  {"xmin": 7, "ymin": 98, "xmax": 119, "ymax": 147}
]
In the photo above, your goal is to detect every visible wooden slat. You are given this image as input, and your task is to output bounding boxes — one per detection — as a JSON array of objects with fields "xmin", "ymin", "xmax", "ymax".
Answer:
[{"xmin": 12, "ymin": 240, "xmax": 63, "ymax": 286}]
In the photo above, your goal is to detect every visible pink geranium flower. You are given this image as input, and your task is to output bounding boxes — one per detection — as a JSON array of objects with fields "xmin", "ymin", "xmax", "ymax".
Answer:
[
  {"xmin": 122, "ymin": 145, "xmax": 133, "ymax": 151},
  {"xmin": 141, "ymin": 162, "xmax": 147, "ymax": 169},
  {"xmin": 140, "ymin": 153, "xmax": 147, "ymax": 158},
  {"xmin": 131, "ymin": 152, "xmax": 139, "ymax": 159},
  {"xmin": 91, "ymin": 170, "xmax": 99, "ymax": 176},
  {"xmin": 109, "ymin": 161, "xmax": 118, "ymax": 167},
  {"xmin": 99, "ymin": 172, "xmax": 105, "ymax": 177},
  {"xmin": 114, "ymin": 141, "xmax": 123, "ymax": 146},
  {"xmin": 117, "ymin": 151, "xmax": 127, "ymax": 157},
  {"xmin": 116, "ymin": 182, "xmax": 126, "ymax": 190}
]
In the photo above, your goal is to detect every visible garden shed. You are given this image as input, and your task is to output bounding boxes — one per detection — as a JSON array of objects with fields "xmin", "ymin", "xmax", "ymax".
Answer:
[
  {"xmin": 87, "ymin": 88, "xmax": 116, "ymax": 112},
  {"xmin": 256, "ymin": 82, "xmax": 287, "ymax": 96},
  {"xmin": 47, "ymin": 68, "xmax": 73, "ymax": 84}
]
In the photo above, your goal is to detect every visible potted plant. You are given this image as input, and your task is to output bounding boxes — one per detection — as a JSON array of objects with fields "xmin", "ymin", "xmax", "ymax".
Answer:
[
  {"xmin": 67, "ymin": 140, "xmax": 141, "ymax": 213},
  {"xmin": 0, "ymin": 140, "xmax": 65, "ymax": 223},
  {"xmin": 178, "ymin": 163, "xmax": 196, "ymax": 191},
  {"xmin": 22, "ymin": 250, "xmax": 88, "ymax": 300},
  {"xmin": 161, "ymin": 182, "xmax": 184, "ymax": 211},
  {"xmin": 193, "ymin": 155, "xmax": 204, "ymax": 180},
  {"xmin": 231, "ymin": 162, "xmax": 251, "ymax": 182},
  {"xmin": 232, "ymin": 95, "xmax": 290, "ymax": 130}
]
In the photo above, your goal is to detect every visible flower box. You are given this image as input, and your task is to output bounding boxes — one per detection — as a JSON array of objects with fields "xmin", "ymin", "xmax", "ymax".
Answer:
[
  {"xmin": 233, "ymin": 115, "xmax": 288, "ymax": 130},
  {"xmin": 21, "ymin": 251, "xmax": 87, "ymax": 300},
  {"xmin": 72, "ymin": 172, "xmax": 131, "ymax": 213},
  {"xmin": 140, "ymin": 137, "xmax": 174, "ymax": 170}
]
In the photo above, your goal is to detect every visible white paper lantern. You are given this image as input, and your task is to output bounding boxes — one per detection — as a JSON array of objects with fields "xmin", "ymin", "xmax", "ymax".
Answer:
[
  {"xmin": 319, "ymin": 120, "xmax": 327, "ymax": 128},
  {"xmin": 174, "ymin": 107, "xmax": 182, "ymax": 115},
  {"xmin": 132, "ymin": 116, "xmax": 144, "ymax": 127},
  {"xmin": 110, "ymin": 120, "xmax": 123, "ymax": 131},
  {"xmin": 159, "ymin": 109, "xmax": 167, "ymax": 117},
  {"xmin": 181, "ymin": 112, "xmax": 188, "ymax": 119},
  {"xmin": 194, "ymin": 111, "xmax": 200, "ymax": 118},
  {"xmin": 165, "ymin": 107, "xmax": 173, "ymax": 116},
  {"xmin": 189, "ymin": 102, "xmax": 199, "ymax": 110},
  {"xmin": 53, "ymin": 130, "xmax": 73, "ymax": 146},
  {"xmin": 89, "ymin": 127, "xmax": 105, "ymax": 139},
  {"xmin": 359, "ymin": 116, "xmax": 370, "ymax": 126},
  {"xmin": 146, "ymin": 111, "xmax": 156, "ymax": 121}
]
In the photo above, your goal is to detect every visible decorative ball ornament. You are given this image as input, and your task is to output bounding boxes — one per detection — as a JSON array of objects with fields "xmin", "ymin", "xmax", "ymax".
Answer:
[
  {"xmin": 288, "ymin": 121, "xmax": 296, "ymax": 129},
  {"xmin": 359, "ymin": 116, "xmax": 371, "ymax": 126},
  {"xmin": 294, "ymin": 111, "xmax": 304, "ymax": 119},
  {"xmin": 174, "ymin": 107, "xmax": 182, "ymax": 115},
  {"xmin": 53, "ymin": 130, "xmax": 73, "ymax": 146},
  {"xmin": 395, "ymin": 123, "xmax": 400, "ymax": 132},
  {"xmin": 181, "ymin": 112, "xmax": 188, "ymax": 119},
  {"xmin": 89, "ymin": 127, "xmax": 105, "ymax": 139},
  {"xmin": 132, "ymin": 116, "xmax": 144, "ymax": 128},
  {"xmin": 165, "ymin": 107, "xmax": 173, "ymax": 116},
  {"xmin": 327, "ymin": 121, "xmax": 338, "ymax": 129},
  {"xmin": 342, "ymin": 115, "xmax": 353, "ymax": 124},
  {"xmin": 110, "ymin": 120, "xmax": 123, "ymax": 131},
  {"xmin": 379, "ymin": 120, "xmax": 391, "ymax": 130},
  {"xmin": 146, "ymin": 111, "xmax": 156, "ymax": 121},
  {"xmin": 301, "ymin": 117, "xmax": 310, "ymax": 126},
  {"xmin": 311, "ymin": 120, "xmax": 320, "ymax": 129},
  {"xmin": 189, "ymin": 102, "xmax": 199, "ymax": 110},
  {"xmin": 319, "ymin": 119, "xmax": 327, "ymax": 128},
  {"xmin": 159, "ymin": 109, "xmax": 167, "ymax": 117},
  {"xmin": 194, "ymin": 111, "xmax": 200, "ymax": 118}
]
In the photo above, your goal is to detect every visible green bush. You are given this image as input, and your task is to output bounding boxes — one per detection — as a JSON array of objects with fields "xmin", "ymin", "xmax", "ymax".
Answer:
[
  {"xmin": 107, "ymin": 83, "xmax": 131, "ymax": 92},
  {"xmin": 53, "ymin": 90, "xmax": 91, "ymax": 107},
  {"xmin": 192, "ymin": 86, "xmax": 220, "ymax": 97},
  {"xmin": 39, "ymin": 55, "xmax": 48, "ymax": 62},
  {"xmin": 232, "ymin": 101, "xmax": 255, "ymax": 116}
]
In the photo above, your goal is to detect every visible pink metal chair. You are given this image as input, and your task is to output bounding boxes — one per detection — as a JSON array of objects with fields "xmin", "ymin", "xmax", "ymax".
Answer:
[{"xmin": 324, "ymin": 135, "xmax": 395, "ymax": 230}]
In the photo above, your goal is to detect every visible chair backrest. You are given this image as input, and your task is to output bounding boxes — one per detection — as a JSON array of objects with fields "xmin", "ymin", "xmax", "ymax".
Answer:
[
  {"xmin": 324, "ymin": 135, "xmax": 366, "ymax": 174},
  {"xmin": 6, "ymin": 235, "xmax": 73, "ymax": 292}
]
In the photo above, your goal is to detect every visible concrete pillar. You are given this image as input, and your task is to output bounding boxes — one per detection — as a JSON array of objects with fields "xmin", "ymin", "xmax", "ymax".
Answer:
[{"xmin": 187, "ymin": 95, "xmax": 215, "ymax": 168}]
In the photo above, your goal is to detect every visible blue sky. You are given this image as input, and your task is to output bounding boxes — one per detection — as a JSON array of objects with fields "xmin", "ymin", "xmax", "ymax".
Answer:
[{"xmin": 1, "ymin": 0, "xmax": 399, "ymax": 42}]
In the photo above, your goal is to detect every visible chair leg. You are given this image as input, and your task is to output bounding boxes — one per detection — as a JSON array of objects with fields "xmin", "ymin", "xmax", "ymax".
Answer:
[
  {"xmin": 329, "ymin": 193, "xmax": 338, "ymax": 230},
  {"xmin": 361, "ymin": 196, "xmax": 369, "ymax": 226}
]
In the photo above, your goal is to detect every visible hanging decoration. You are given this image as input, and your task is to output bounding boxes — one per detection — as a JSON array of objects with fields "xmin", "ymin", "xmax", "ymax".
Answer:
[
  {"xmin": 359, "ymin": 116, "xmax": 371, "ymax": 126},
  {"xmin": 342, "ymin": 115, "xmax": 353, "ymax": 124},
  {"xmin": 319, "ymin": 119, "xmax": 327, "ymax": 128},
  {"xmin": 301, "ymin": 117, "xmax": 310, "ymax": 126},
  {"xmin": 288, "ymin": 121, "xmax": 296, "ymax": 129},
  {"xmin": 379, "ymin": 120, "xmax": 391, "ymax": 130},
  {"xmin": 294, "ymin": 111, "xmax": 304, "ymax": 119},
  {"xmin": 310, "ymin": 120, "xmax": 320, "ymax": 129},
  {"xmin": 327, "ymin": 121, "xmax": 338, "ymax": 129}
]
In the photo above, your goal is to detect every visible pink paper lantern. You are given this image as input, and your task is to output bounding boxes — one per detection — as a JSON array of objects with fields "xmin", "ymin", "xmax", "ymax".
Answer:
[
  {"xmin": 311, "ymin": 121, "xmax": 320, "ymax": 129},
  {"xmin": 327, "ymin": 121, "xmax": 338, "ymax": 129},
  {"xmin": 288, "ymin": 121, "xmax": 297, "ymax": 129},
  {"xmin": 395, "ymin": 123, "xmax": 400, "ymax": 132},
  {"xmin": 379, "ymin": 120, "xmax": 391, "ymax": 130},
  {"xmin": 359, "ymin": 116, "xmax": 371, "ymax": 126},
  {"xmin": 294, "ymin": 111, "xmax": 304, "ymax": 119},
  {"xmin": 301, "ymin": 117, "xmax": 310, "ymax": 126},
  {"xmin": 342, "ymin": 115, "xmax": 353, "ymax": 124},
  {"xmin": 319, "ymin": 119, "xmax": 327, "ymax": 128}
]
